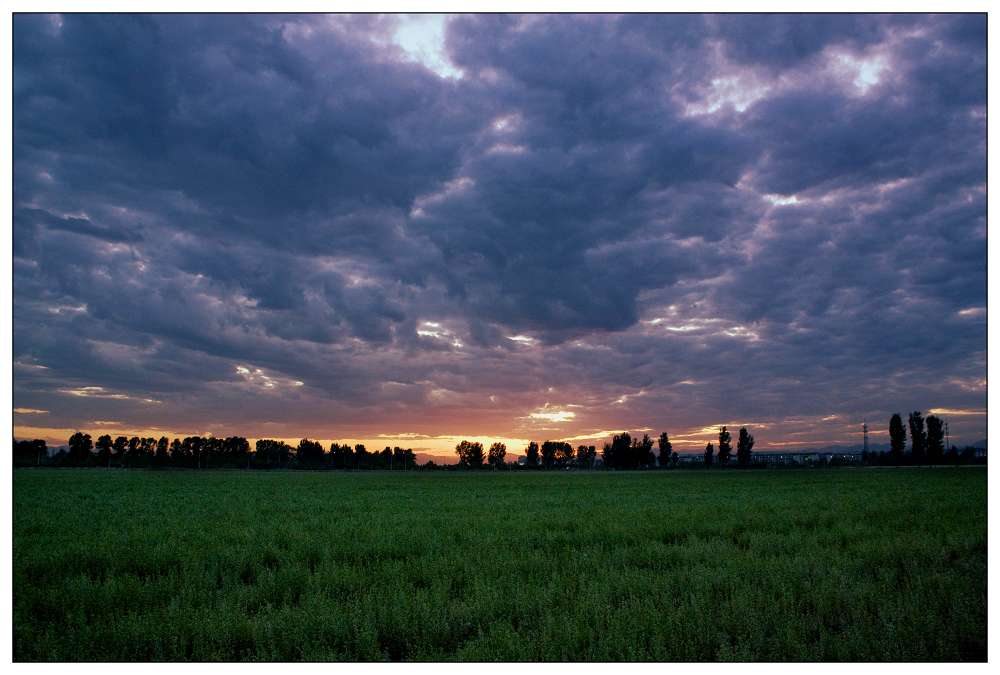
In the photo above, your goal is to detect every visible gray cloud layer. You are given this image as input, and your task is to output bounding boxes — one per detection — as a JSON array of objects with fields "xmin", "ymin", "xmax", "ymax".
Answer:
[{"xmin": 13, "ymin": 14, "xmax": 987, "ymax": 449}]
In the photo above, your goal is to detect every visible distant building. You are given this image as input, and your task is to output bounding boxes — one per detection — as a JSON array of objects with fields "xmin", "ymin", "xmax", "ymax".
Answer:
[
  {"xmin": 751, "ymin": 451, "xmax": 863, "ymax": 466},
  {"xmin": 750, "ymin": 452, "xmax": 802, "ymax": 466}
]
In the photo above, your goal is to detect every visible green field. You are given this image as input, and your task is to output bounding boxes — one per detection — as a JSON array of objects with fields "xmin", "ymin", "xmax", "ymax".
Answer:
[{"xmin": 13, "ymin": 468, "xmax": 987, "ymax": 661}]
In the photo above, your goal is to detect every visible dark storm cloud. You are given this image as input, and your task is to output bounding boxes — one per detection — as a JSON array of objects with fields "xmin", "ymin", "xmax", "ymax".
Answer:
[
  {"xmin": 711, "ymin": 14, "xmax": 891, "ymax": 68},
  {"xmin": 13, "ymin": 13, "xmax": 987, "ymax": 448}
]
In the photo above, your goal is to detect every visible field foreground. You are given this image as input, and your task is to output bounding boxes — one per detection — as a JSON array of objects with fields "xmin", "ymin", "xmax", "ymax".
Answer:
[{"xmin": 14, "ymin": 468, "xmax": 987, "ymax": 661}]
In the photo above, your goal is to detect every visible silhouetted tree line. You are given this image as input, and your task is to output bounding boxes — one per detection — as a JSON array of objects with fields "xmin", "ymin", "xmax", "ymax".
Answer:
[
  {"xmin": 14, "ymin": 433, "xmax": 417, "ymax": 470},
  {"xmin": 13, "ymin": 415, "xmax": 985, "ymax": 469},
  {"xmin": 13, "ymin": 438, "xmax": 47, "ymax": 466},
  {"xmin": 14, "ymin": 428, "xmax": 731, "ymax": 470},
  {"xmin": 862, "ymin": 411, "xmax": 984, "ymax": 466},
  {"xmin": 700, "ymin": 425, "xmax": 754, "ymax": 468},
  {"xmin": 601, "ymin": 432, "xmax": 655, "ymax": 469},
  {"xmin": 450, "ymin": 430, "xmax": 686, "ymax": 470},
  {"xmin": 454, "ymin": 439, "xmax": 599, "ymax": 470}
]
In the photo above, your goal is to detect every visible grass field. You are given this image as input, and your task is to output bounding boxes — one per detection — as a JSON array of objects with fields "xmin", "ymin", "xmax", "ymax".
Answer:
[{"xmin": 13, "ymin": 467, "xmax": 987, "ymax": 661}]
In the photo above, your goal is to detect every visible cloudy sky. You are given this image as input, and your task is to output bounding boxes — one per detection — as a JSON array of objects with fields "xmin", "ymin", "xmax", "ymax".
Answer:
[{"xmin": 13, "ymin": 14, "xmax": 986, "ymax": 458}]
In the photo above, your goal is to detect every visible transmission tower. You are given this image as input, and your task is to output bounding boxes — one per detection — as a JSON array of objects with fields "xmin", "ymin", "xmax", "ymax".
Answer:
[
  {"xmin": 862, "ymin": 419, "xmax": 869, "ymax": 453},
  {"xmin": 945, "ymin": 420, "xmax": 950, "ymax": 452}
]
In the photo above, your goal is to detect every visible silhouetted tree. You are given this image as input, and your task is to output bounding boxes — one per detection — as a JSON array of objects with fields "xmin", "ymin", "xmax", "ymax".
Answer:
[
  {"xmin": 31, "ymin": 438, "xmax": 48, "ymax": 465},
  {"xmin": 488, "ymin": 442, "xmax": 507, "ymax": 469},
  {"xmin": 219, "ymin": 437, "xmax": 235, "ymax": 467},
  {"xmin": 179, "ymin": 437, "xmax": 193, "ymax": 468},
  {"xmin": 524, "ymin": 441, "xmax": 540, "ymax": 468},
  {"xmin": 108, "ymin": 436, "xmax": 125, "ymax": 466},
  {"xmin": 138, "ymin": 438, "xmax": 152, "ymax": 464},
  {"xmin": 540, "ymin": 440, "xmax": 558, "ymax": 469},
  {"xmin": 329, "ymin": 443, "xmax": 354, "ymax": 470},
  {"xmin": 67, "ymin": 432, "xmax": 93, "ymax": 466},
  {"xmin": 576, "ymin": 445, "xmax": 597, "ymax": 469},
  {"xmin": 13, "ymin": 438, "xmax": 28, "ymax": 466},
  {"xmin": 602, "ymin": 432, "xmax": 631, "ymax": 469},
  {"xmin": 354, "ymin": 444, "xmax": 369, "ymax": 469},
  {"xmin": 704, "ymin": 442, "xmax": 715, "ymax": 467},
  {"xmin": 909, "ymin": 411, "xmax": 927, "ymax": 463},
  {"xmin": 13, "ymin": 439, "xmax": 47, "ymax": 466},
  {"xmin": 889, "ymin": 414, "xmax": 906, "ymax": 463},
  {"xmin": 539, "ymin": 441, "xmax": 573, "ymax": 468},
  {"xmin": 737, "ymin": 427, "xmax": 755, "ymax": 467},
  {"xmin": 390, "ymin": 446, "xmax": 416, "ymax": 470},
  {"xmin": 617, "ymin": 432, "xmax": 635, "ymax": 468},
  {"xmin": 137, "ymin": 437, "xmax": 155, "ymax": 467},
  {"xmin": 154, "ymin": 436, "xmax": 170, "ymax": 467},
  {"xmin": 455, "ymin": 440, "xmax": 485, "ymax": 468},
  {"xmin": 600, "ymin": 432, "xmax": 655, "ymax": 469},
  {"xmin": 717, "ymin": 427, "xmax": 732, "ymax": 466},
  {"xmin": 255, "ymin": 439, "xmax": 291, "ymax": 469},
  {"xmin": 224, "ymin": 436, "xmax": 250, "ymax": 468},
  {"xmin": 213, "ymin": 437, "xmax": 233, "ymax": 468},
  {"xmin": 658, "ymin": 432, "xmax": 673, "ymax": 468},
  {"xmin": 555, "ymin": 442, "xmax": 574, "ymax": 467},
  {"xmin": 634, "ymin": 434, "xmax": 656, "ymax": 468},
  {"xmin": 204, "ymin": 437, "xmax": 219, "ymax": 467},
  {"xmin": 296, "ymin": 439, "xmax": 325, "ymax": 468},
  {"xmin": 188, "ymin": 436, "xmax": 206, "ymax": 469},
  {"xmin": 125, "ymin": 436, "xmax": 141, "ymax": 465},
  {"xmin": 378, "ymin": 446, "xmax": 393, "ymax": 469},
  {"xmin": 926, "ymin": 415, "xmax": 944, "ymax": 463},
  {"xmin": 168, "ymin": 437, "xmax": 183, "ymax": 466},
  {"xmin": 126, "ymin": 436, "xmax": 141, "ymax": 466},
  {"xmin": 95, "ymin": 434, "xmax": 113, "ymax": 467}
]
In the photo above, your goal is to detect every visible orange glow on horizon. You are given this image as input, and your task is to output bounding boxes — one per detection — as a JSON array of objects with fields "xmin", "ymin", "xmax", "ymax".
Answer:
[{"xmin": 13, "ymin": 410, "xmax": 928, "ymax": 462}]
